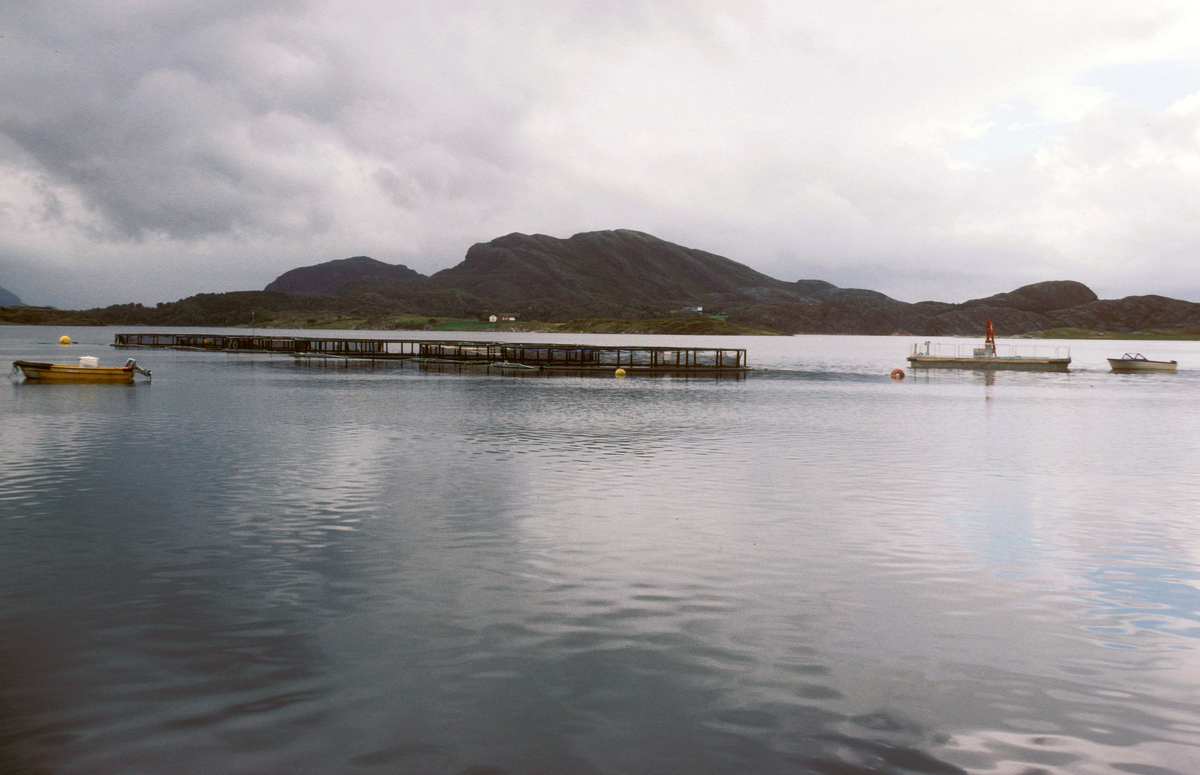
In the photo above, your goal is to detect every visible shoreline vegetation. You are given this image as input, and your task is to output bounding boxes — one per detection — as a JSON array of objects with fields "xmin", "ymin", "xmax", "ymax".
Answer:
[
  {"xmin": 1012, "ymin": 326, "xmax": 1200, "ymax": 340},
  {"xmin": 5, "ymin": 305, "xmax": 1200, "ymax": 339},
  {"xmin": 0, "ymin": 307, "xmax": 778, "ymax": 336},
  {"xmin": 256, "ymin": 312, "xmax": 784, "ymax": 335}
]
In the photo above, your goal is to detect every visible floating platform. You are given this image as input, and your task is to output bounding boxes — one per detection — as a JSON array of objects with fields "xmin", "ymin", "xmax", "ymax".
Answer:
[
  {"xmin": 907, "ymin": 341, "xmax": 1071, "ymax": 371},
  {"xmin": 112, "ymin": 333, "xmax": 749, "ymax": 374}
]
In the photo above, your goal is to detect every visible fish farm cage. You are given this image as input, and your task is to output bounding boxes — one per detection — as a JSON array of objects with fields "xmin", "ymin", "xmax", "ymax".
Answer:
[{"xmin": 112, "ymin": 333, "xmax": 749, "ymax": 374}]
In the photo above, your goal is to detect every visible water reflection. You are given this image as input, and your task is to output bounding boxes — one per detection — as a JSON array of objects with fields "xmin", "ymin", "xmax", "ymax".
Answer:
[{"xmin": 2, "ymin": 328, "xmax": 1200, "ymax": 773}]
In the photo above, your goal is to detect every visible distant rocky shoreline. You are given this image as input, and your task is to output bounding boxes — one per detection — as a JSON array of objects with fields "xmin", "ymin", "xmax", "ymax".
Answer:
[
  {"xmin": 6, "ymin": 305, "xmax": 1200, "ymax": 340},
  {"xmin": 5, "ymin": 229, "xmax": 1200, "ymax": 337}
]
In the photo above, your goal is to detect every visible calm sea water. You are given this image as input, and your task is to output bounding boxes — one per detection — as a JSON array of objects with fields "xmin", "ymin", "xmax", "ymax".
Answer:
[{"xmin": 3, "ymin": 326, "xmax": 1200, "ymax": 775}]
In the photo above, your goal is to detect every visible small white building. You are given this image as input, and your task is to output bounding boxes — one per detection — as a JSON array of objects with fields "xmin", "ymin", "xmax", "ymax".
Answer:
[{"xmin": 488, "ymin": 313, "xmax": 520, "ymax": 322}]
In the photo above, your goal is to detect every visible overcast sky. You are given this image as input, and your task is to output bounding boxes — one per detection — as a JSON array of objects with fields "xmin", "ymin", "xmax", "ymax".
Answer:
[{"xmin": 2, "ymin": 0, "xmax": 1198, "ymax": 309}]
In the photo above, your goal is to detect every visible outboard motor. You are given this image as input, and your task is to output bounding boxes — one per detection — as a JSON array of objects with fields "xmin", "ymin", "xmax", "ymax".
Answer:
[{"xmin": 124, "ymin": 358, "xmax": 152, "ymax": 380}]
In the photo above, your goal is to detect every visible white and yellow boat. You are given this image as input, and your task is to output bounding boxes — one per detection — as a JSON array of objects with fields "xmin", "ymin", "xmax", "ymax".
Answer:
[{"xmin": 12, "ymin": 357, "xmax": 151, "ymax": 382}]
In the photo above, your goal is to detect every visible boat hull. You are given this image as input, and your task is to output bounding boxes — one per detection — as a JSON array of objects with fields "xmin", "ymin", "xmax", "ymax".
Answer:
[
  {"xmin": 1108, "ymin": 358, "xmax": 1177, "ymax": 372},
  {"xmin": 13, "ymin": 361, "xmax": 136, "ymax": 382},
  {"xmin": 907, "ymin": 356, "xmax": 1071, "ymax": 371}
]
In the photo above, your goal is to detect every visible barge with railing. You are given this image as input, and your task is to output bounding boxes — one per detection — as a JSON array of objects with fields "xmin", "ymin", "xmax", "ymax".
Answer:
[{"xmin": 907, "ymin": 320, "xmax": 1071, "ymax": 371}]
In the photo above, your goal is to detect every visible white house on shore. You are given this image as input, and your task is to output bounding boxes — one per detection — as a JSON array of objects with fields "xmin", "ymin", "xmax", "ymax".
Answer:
[{"xmin": 488, "ymin": 313, "xmax": 519, "ymax": 322}]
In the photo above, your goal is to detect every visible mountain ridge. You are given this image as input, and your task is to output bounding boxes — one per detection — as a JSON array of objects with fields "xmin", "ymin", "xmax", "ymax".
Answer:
[
  {"xmin": 264, "ymin": 256, "xmax": 423, "ymax": 295},
  {"xmin": 28, "ymin": 228, "xmax": 1200, "ymax": 335},
  {"xmin": 254, "ymin": 230, "xmax": 1194, "ymax": 336},
  {"xmin": 429, "ymin": 229, "xmax": 801, "ymax": 312}
]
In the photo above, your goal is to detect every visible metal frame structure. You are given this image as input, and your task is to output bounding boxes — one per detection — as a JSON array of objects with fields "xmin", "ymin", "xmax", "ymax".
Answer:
[{"xmin": 113, "ymin": 333, "xmax": 749, "ymax": 374}]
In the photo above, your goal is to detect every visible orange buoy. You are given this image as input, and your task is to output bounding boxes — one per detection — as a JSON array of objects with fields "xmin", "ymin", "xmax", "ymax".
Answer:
[{"xmin": 890, "ymin": 368, "xmax": 905, "ymax": 380}]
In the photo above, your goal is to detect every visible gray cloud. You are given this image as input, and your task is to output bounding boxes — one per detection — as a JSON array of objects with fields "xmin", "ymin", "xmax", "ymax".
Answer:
[{"xmin": 1, "ymin": 0, "xmax": 1198, "ymax": 308}]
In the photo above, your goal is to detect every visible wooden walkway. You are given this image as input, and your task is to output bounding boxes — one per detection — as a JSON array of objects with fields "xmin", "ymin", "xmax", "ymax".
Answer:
[{"xmin": 112, "ymin": 333, "xmax": 749, "ymax": 374}]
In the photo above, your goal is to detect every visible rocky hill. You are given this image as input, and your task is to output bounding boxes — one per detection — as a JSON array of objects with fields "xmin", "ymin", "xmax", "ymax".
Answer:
[
  {"xmin": 415, "ymin": 231, "xmax": 1170, "ymax": 336},
  {"xmin": 76, "ymin": 229, "xmax": 1200, "ymax": 335},
  {"xmin": 264, "ymin": 256, "xmax": 423, "ymax": 296},
  {"xmin": 417, "ymin": 232, "xmax": 1200, "ymax": 335},
  {"xmin": 0, "ymin": 283, "xmax": 24, "ymax": 307},
  {"xmin": 721, "ymin": 280, "xmax": 1110, "ymax": 336},
  {"xmin": 430, "ymin": 230, "xmax": 799, "ymax": 311}
]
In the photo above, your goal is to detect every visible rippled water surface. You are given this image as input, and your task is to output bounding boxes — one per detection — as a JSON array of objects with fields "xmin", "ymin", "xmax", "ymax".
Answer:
[{"xmin": 3, "ymin": 326, "xmax": 1200, "ymax": 774}]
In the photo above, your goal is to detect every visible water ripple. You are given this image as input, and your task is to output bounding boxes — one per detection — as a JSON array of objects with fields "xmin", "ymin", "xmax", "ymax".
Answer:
[{"xmin": 4, "ymin": 331, "xmax": 1200, "ymax": 773}]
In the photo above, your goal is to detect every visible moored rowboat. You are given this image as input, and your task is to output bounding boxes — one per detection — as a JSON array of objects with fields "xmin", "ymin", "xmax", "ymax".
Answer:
[
  {"xmin": 12, "ymin": 358, "xmax": 152, "ymax": 382},
  {"xmin": 1107, "ymin": 353, "xmax": 1177, "ymax": 372}
]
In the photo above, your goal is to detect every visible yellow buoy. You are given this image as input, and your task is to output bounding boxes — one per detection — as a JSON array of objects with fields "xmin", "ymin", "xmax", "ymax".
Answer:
[
  {"xmin": 59, "ymin": 335, "xmax": 71, "ymax": 345},
  {"xmin": 615, "ymin": 368, "xmax": 626, "ymax": 377}
]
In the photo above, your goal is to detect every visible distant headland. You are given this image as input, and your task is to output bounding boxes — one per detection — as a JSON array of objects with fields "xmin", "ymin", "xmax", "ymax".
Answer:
[{"xmin": 4, "ymin": 229, "xmax": 1200, "ymax": 337}]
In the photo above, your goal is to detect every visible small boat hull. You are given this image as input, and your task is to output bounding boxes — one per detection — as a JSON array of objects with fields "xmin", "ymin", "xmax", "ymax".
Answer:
[
  {"xmin": 1108, "ymin": 356, "xmax": 1177, "ymax": 372},
  {"xmin": 13, "ymin": 361, "xmax": 142, "ymax": 382},
  {"xmin": 907, "ymin": 356, "xmax": 1071, "ymax": 371}
]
